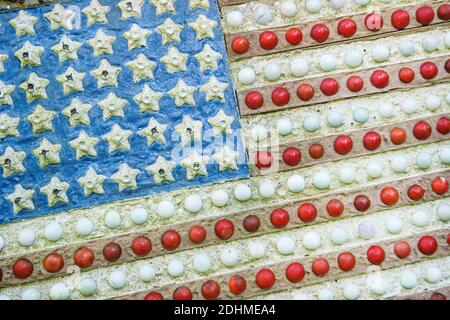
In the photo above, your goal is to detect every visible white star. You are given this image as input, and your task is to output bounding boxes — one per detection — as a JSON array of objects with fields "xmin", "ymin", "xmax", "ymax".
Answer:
[
  {"xmin": 91, "ymin": 59, "xmax": 121, "ymax": 88},
  {"xmin": 6, "ymin": 184, "xmax": 35, "ymax": 213},
  {"xmin": 56, "ymin": 67, "xmax": 86, "ymax": 95},
  {"xmin": 0, "ymin": 81, "xmax": 15, "ymax": 106},
  {"xmin": 212, "ymin": 146, "xmax": 239, "ymax": 171},
  {"xmin": 103, "ymin": 124, "xmax": 133, "ymax": 153},
  {"xmin": 123, "ymin": 24, "xmax": 151, "ymax": 51},
  {"xmin": 169, "ymin": 79, "xmax": 196, "ymax": 107},
  {"xmin": 62, "ymin": 98, "xmax": 93, "ymax": 127},
  {"xmin": 51, "ymin": 35, "xmax": 82, "ymax": 63},
  {"xmin": 134, "ymin": 84, "xmax": 163, "ymax": 112},
  {"xmin": 207, "ymin": 110, "xmax": 234, "ymax": 135},
  {"xmin": 82, "ymin": 0, "xmax": 111, "ymax": 26},
  {"xmin": 14, "ymin": 41, "xmax": 44, "ymax": 68},
  {"xmin": 9, "ymin": 10, "xmax": 38, "ymax": 37},
  {"xmin": 78, "ymin": 167, "xmax": 107, "ymax": 196},
  {"xmin": 26, "ymin": 105, "xmax": 56, "ymax": 133},
  {"xmin": 175, "ymin": 115, "xmax": 203, "ymax": 146},
  {"xmin": 181, "ymin": 150, "xmax": 209, "ymax": 180},
  {"xmin": 160, "ymin": 46, "xmax": 188, "ymax": 73},
  {"xmin": 126, "ymin": 53, "xmax": 157, "ymax": 83},
  {"xmin": 70, "ymin": 133, "xmax": 97, "ymax": 159},
  {"xmin": 201, "ymin": 76, "xmax": 228, "ymax": 101},
  {"xmin": 111, "ymin": 163, "xmax": 140, "ymax": 191},
  {"xmin": 188, "ymin": 14, "xmax": 217, "ymax": 40},
  {"xmin": 195, "ymin": 44, "xmax": 221, "ymax": 72},
  {"xmin": 69, "ymin": 131, "xmax": 99, "ymax": 160},
  {"xmin": 150, "ymin": 0, "xmax": 175, "ymax": 15},
  {"xmin": 156, "ymin": 18, "xmax": 183, "ymax": 44},
  {"xmin": 189, "ymin": 0, "xmax": 210, "ymax": 9},
  {"xmin": 87, "ymin": 29, "xmax": 116, "ymax": 56},
  {"xmin": 98, "ymin": 92, "xmax": 128, "ymax": 120},
  {"xmin": 118, "ymin": 0, "xmax": 144, "ymax": 19},
  {"xmin": 146, "ymin": 156, "xmax": 176, "ymax": 184},
  {"xmin": 40, "ymin": 177, "xmax": 70, "ymax": 206},
  {"xmin": 0, "ymin": 54, "xmax": 8, "ymax": 73},
  {"xmin": 0, "ymin": 147, "xmax": 26, "ymax": 177},
  {"xmin": 0, "ymin": 114, "xmax": 20, "ymax": 140},
  {"xmin": 33, "ymin": 138, "xmax": 61, "ymax": 167},
  {"xmin": 44, "ymin": 4, "xmax": 77, "ymax": 30},
  {"xmin": 138, "ymin": 117, "xmax": 167, "ymax": 145},
  {"xmin": 20, "ymin": 73, "xmax": 49, "ymax": 103}
]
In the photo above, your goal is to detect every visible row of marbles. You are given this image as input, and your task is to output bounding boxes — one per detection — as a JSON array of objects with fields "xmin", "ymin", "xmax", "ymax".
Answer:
[
  {"xmin": 257, "ymin": 256, "xmax": 448, "ymax": 300},
  {"xmin": 221, "ymin": 0, "xmax": 431, "ymax": 32}
]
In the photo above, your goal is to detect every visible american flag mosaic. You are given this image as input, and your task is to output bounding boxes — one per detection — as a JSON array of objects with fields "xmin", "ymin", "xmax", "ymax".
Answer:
[{"xmin": 0, "ymin": 0, "xmax": 449, "ymax": 301}]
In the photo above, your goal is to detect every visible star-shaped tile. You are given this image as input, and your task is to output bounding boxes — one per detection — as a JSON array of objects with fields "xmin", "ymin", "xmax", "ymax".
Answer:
[
  {"xmin": 9, "ymin": 10, "xmax": 38, "ymax": 37},
  {"xmin": 87, "ymin": 29, "xmax": 116, "ymax": 56},
  {"xmin": 91, "ymin": 59, "xmax": 121, "ymax": 88},
  {"xmin": 190, "ymin": 0, "xmax": 209, "ymax": 9},
  {"xmin": 78, "ymin": 166, "xmax": 107, "ymax": 196},
  {"xmin": 0, "ymin": 54, "xmax": 8, "ymax": 73},
  {"xmin": 175, "ymin": 115, "xmax": 203, "ymax": 146},
  {"xmin": 40, "ymin": 177, "xmax": 70, "ymax": 207},
  {"xmin": 151, "ymin": 0, "xmax": 175, "ymax": 15},
  {"xmin": 146, "ymin": 155, "xmax": 176, "ymax": 184},
  {"xmin": 169, "ymin": 79, "xmax": 196, "ymax": 107},
  {"xmin": 201, "ymin": 76, "xmax": 228, "ymax": 101},
  {"xmin": 14, "ymin": 41, "xmax": 44, "ymax": 68},
  {"xmin": 138, "ymin": 117, "xmax": 167, "ymax": 145},
  {"xmin": 126, "ymin": 53, "xmax": 157, "ymax": 83},
  {"xmin": 207, "ymin": 110, "xmax": 234, "ymax": 135},
  {"xmin": 123, "ymin": 24, "xmax": 151, "ymax": 51},
  {"xmin": 188, "ymin": 14, "xmax": 217, "ymax": 40},
  {"xmin": 56, "ymin": 67, "xmax": 86, "ymax": 95},
  {"xmin": 44, "ymin": 4, "xmax": 77, "ymax": 30},
  {"xmin": 0, "ymin": 114, "xmax": 20, "ymax": 140},
  {"xmin": 156, "ymin": 18, "xmax": 183, "ymax": 44},
  {"xmin": 82, "ymin": 0, "xmax": 111, "ymax": 26},
  {"xmin": 160, "ymin": 46, "xmax": 188, "ymax": 73},
  {"xmin": 20, "ymin": 73, "xmax": 49, "ymax": 103},
  {"xmin": 0, "ymin": 81, "xmax": 15, "ymax": 106},
  {"xmin": 103, "ymin": 124, "xmax": 132, "ymax": 153},
  {"xmin": 195, "ymin": 44, "xmax": 221, "ymax": 72},
  {"xmin": 0, "ymin": 147, "xmax": 26, "ymax": 177},
  {"xmin": 212, "ymin": 146, "xmax": 238, "ymax": 171},
  {"xmin": 134, "ymin": 84, "xmax": 163, "ymax": 112},
  {"xmin": 69, "ymin": 130, "xmax": 99, "ymax": 160},
  {"xmin": 98, "ymin": 92, "xmax": 128, "ymax": 120},
  {"xmin": 51, "ymin": 35, "xmax": 82, "ymax": 63},
  {"xmin": 26, "ymin": 105, "xmax": 56, "ymax": 133},
  {"xmin": 181, "ymin": 150, "xmax": 209, "ymax": 180},
  {"xmin": 6, "ymin": 184, "xmax": 35, "ymax": 213},
  {"xmin": 33, "ymin": 138, "xmax": 61, "ymax": 167},
  {"xmin": 111, "ymin": 163, "xmax": 140, "ymax": 191},
  {"xmin": 118, "ymin": 0, "xmax": 144, "ymax": 19},
  {"xmin": 62, "ymin": 99, "xmax": 93, "ymax": 127}
]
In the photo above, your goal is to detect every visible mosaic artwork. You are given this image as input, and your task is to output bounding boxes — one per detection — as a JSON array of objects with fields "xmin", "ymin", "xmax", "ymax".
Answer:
[{"xmin": 0, "ymin": 0, "xmax": 449, "ymax": 301}]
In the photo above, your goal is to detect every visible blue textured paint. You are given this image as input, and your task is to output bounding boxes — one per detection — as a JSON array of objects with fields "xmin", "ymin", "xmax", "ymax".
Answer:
[{"xmin": 0, "ymin": 0, "xmax": 249, "ymax": 223}]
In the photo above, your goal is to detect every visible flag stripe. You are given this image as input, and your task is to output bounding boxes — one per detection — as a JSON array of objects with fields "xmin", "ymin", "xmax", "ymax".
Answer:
[{"xmin": 225, "ymin": 2, "xmax": 449, "ymax": 60}]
